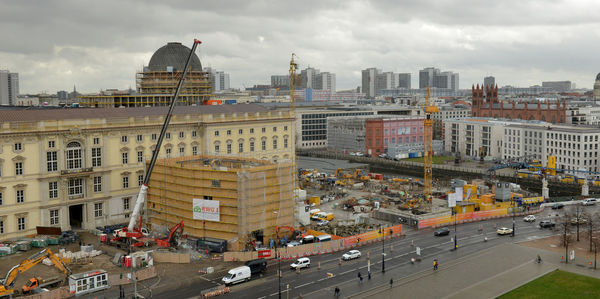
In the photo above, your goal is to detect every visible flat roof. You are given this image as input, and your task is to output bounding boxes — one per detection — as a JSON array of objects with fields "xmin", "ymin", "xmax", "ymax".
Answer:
[
  {"xmin": 505, "ymin": 123, "xmax": 600, "ymax": 133},
  {"xmin": 0, "ymin": 104, "xmax": 271, "ymax": 122}
]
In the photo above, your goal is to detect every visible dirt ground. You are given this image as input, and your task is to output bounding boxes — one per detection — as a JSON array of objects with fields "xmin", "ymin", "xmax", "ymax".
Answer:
[
  {"xmin": 520, "ymin": 232, "xmax": 599, "ymax": 262},
  {"xmin": 0, "ymin": 231, "xmax": 233, "ymax": 295}
]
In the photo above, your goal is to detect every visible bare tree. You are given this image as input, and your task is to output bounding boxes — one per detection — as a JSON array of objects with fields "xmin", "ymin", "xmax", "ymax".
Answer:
[
  {"xmin": 558, "ymin": 212, "xmax": 573, "ymax": 263},
  {"xmin": 587, "ymin": 212, "xmax": 597, "ymax": 252},
  {"xmin": 573, "ymin": 205, "xmax": 583, "ymax": 241}
]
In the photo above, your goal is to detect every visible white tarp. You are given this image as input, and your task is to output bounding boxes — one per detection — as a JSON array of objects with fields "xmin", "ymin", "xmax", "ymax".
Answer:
[
  {"xmin": 193, "ymin": 199, "xmax": 220, "ymax": 221},
  {"xmin": 455, "ymin": 187, "xmax": 463, "ymax": 202}
]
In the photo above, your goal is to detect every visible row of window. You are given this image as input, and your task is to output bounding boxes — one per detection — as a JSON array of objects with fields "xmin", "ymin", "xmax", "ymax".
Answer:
[
  {"xmin": 121, "ymin": 131, "xmax": 198, "ymax": 143},
  {"xmin": 46, "ymin": 175, "xmax": 143, "ymax": 200},
  {"xmin": 214, "ymin": 138, "xmax": 288, "ymax": 154},
  {"xmin": 0, "ymin": 217, "xmax": 26, "ymax": 234},
  {"xmin": 214, "ymin": 126, "xmax": 288, "ymax": 136}
]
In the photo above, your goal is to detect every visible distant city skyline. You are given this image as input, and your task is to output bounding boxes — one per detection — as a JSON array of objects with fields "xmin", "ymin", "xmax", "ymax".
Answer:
[{"xmin": 1, "ymin": 0, "xmax": 599, "ymax": 94}]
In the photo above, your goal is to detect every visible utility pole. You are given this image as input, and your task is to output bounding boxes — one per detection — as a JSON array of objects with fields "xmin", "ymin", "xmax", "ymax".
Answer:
[
  {"xmin": 512, "ymin": 199, "xmax": 516, "ymax": 237},
  {"xmin": 453, "ymin": 210, "xmax": 457, "ymax": 250},
  {"xmin": 277, "ymin": 244, "xmax": 281, "ymax": 299},
  {"xmin": 380, "ymin": 225, "xmax": 386, "ymax": 273}
]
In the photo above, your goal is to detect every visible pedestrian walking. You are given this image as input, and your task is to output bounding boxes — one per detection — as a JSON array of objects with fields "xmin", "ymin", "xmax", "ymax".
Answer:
[
  {"xmin": 368, "ymin": 270, "xmax": 371, "ymax": 280},
  {"xmin": 389, "ymin": 278, "xmax": 393, "ymax": 288},
  {"xmin": 358, "ymin": 272, "xmax": 363, "ymax": 283},
  {"xmin": 433, "ymin": 259, "xmax": 438, "ymax": 270},
  {"xmin": 334, "ymin": 286, "xmax": 340, "ymax": 297}
]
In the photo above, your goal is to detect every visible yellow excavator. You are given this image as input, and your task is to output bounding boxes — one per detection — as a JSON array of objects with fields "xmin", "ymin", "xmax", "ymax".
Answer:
[{"xmin": 0, "ymin": 248, "xmax": 71, "ymax": 297}]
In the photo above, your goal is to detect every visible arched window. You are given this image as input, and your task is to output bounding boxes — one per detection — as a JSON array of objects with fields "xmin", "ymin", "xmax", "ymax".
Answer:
[{"xmin": 66, "ymin": 141, "xmax": 82, "ymax": 170}]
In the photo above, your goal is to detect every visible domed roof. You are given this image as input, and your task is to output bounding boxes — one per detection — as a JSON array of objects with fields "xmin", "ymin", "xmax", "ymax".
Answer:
[
  {"xmin": 148, "ymin": 42, "xmax": 202, "ymax": 72},
  {"xmin": 596, "ymin": 73, "xmax": 600, "ymax": 81}
]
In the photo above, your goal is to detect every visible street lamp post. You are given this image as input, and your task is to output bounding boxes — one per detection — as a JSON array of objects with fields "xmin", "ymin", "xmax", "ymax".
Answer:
[
  {"xmin": 512, "ymin": 199, "xmax": 516, "ymax": 237},
  {"xmin": 380, "ymin": 225, "xmax": 385, "ymax": 273},
  {"xmin": 453, "ymin": 210, "xmax": 457, "ymax": 250}
]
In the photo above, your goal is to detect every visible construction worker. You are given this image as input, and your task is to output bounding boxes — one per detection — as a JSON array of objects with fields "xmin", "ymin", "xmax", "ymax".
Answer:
[{"xmin": 433, "ymin": 259, "xmax": 439, "ymax": 270}]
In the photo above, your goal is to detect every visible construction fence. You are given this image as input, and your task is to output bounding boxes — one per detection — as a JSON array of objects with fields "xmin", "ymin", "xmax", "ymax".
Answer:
[
  {"xmin": 418, "ymin": 207, "xmax": 545, "ymax": 229},
  {"xmin": 224, "ymin": 224, "xmax": 403, "ymax": 262}
]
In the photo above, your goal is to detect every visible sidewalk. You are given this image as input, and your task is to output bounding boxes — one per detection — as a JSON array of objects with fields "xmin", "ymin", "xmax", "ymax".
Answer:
[{"xmin": 348, "ymin": 242, "xmax": 598, "ymax": 299}]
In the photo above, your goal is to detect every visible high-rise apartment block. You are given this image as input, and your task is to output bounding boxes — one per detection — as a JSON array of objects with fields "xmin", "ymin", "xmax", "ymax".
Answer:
[
  {"xmin": 0, "ymin": 70, "xmax": 19, "ymax": 106},
  {"xmin": 361, "ymin": 68, "xmax": 411, "ymax": 98},
  {"xmin": 419, "ymin": 67, "xmax": 459, "ymax": 91},
  {"xmin": 299, "ymin": 67, "xmax": 336, "ymax": 93},
  {"xmin": 271, "ymin": 75, "xmax": 289, "ymax": 88},
  {"xmin": 204, "ymin": 67, "xmax": 230, "ymax": 92},
  {"xmin": 484, "ymin": 76, "xmax": 495, "ymax": 89}
]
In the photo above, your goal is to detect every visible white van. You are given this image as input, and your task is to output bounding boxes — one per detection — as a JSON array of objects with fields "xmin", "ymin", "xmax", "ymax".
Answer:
[
  {"xmin": 290, "ymin": 257, "xmax": 311, "ymax": 270},
  {"xmin": 316, "ymin": 234, "xmax": 332, "ymax": 243},
  {"xmin": 222, "ymin": 266, "xmax": 251, "ymax": 286},
  {"xmin": 582, "ymin": 198, "xmax": 597, "ymax": 206}
]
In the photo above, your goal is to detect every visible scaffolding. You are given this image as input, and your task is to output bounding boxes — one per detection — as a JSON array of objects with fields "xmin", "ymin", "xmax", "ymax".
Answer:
[
  {"xmin": 79, "ymin": 70, "xmax": 212, "ymax": 108},
  {"xmin": 146, "ymin": 156, "xmax": 294, "ymax": 251}
]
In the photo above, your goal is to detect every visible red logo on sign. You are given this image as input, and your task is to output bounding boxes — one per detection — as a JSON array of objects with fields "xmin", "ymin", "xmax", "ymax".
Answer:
[{"xmin": 258, "ymin": 250, "xmax": 272, "ymax": 258}]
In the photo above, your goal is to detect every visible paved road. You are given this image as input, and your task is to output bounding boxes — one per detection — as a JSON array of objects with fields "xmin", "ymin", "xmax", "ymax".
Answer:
[
  {"xmin": 83, "ymin": 202, "xmax": 595, "ymax": 299},
  {"xmin": 175, "ymin": 204, "xmax": 596, "ymax": 299}
]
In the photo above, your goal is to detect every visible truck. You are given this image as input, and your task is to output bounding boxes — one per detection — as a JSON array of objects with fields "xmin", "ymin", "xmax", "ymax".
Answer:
[
  {"xmin": 311, "ymin": 212, "xmax": 334, "ymax": 221},
  {"xmin": 22, "ymin": 276, "xmax": 62, "ymax": 294}
]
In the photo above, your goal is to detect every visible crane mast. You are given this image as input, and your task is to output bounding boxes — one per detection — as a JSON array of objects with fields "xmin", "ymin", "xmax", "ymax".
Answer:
[
  {"xmin": 423, "ymin": 86, "xmax": 439, "ymax": 208},
  {"xmin": 127, "ymin": 39, "xmax": 202, "ymax": 232}
]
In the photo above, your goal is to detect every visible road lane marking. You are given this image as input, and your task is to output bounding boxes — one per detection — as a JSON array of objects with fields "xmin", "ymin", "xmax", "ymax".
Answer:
[{"xmin": 295, "ymin": 281, "xmax": 314, "ymax": 289}]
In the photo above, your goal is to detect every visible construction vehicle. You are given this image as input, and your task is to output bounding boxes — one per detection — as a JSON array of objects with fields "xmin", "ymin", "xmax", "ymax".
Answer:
[
  {"xmin": 22, "ymin": 276, "xmax": 62, "ymax": 294},
  {"xmin": 155, "ymin": 220, "xmax": 184, "ymax": 248},
  {"xmin": 334, "ymin": 168, "xmax": 343, "ymax": 178},
  {"xmin": 114, "ymin": 39, "xmax": 202, "ymax": 247},
  {"xmin": 0, "ymin": 248, "xmax": 71, "ymax": 297},
  {"xmin": 423, "ymin": 86, "xmax": 439, "ymax": 208}
]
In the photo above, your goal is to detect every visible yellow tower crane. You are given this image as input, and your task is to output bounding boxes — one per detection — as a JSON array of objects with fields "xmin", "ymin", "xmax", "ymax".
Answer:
[{"xmin": 423, "ymin": 86, "xmax": 439, "ymax": 208}]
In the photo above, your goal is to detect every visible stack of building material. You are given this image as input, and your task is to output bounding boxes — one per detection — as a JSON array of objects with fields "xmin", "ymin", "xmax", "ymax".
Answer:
[{"xmin": 16, "ymin": 240, "xmax": 32, "ymax": 251}]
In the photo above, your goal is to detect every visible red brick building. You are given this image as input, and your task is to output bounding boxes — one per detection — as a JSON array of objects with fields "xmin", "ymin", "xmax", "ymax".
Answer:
[
  {"xmin": 365, "ymin": 117, "xmax": 424, "ymax": 156},
  {"xmin": 472, "ymin": 84, "xmax": 566, "ymax": 123}
]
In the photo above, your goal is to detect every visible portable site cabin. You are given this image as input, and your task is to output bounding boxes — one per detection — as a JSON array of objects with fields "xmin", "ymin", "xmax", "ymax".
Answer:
[{"xmin": 68, "ymin": 269, "xmax": 110, "ymax": 296}]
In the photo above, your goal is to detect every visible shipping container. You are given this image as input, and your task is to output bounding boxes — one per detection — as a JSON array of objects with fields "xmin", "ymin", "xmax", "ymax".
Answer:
[{"xmin": 224, "ymin": 100, "xmax": 237, "ymax": 104}]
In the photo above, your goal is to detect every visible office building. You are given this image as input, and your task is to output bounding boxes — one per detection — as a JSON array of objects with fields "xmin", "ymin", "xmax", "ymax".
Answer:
[
  {"xmin": 484, "ymin": 76, "xmax": 495, "ymax": 91},
  {"xmin": 362, "ymin": 68, "xmax": 378, "ymax": 98},
  {"xmin": 420, "ymin": 67, "xmax": 459, "ymax": 91},
  {"xmin": 432, "ymin": 104, "xmax": 472, "ymax": 140},
  {"xmin": 296, "ymin": 109, "xmax": 375, "ymax": 149},
  {"xmin": 271, "ymin": 75, "xmax": 289, "ymax": 88},
  {"xmin": 0, "ymin": 104, "xmax": 294, "ymax": 240},
  {"xmin": 541, "ymin": 81, "xmax": 572, "ymax": 92},
  {"xmin": 362, "ymin": 68, "xmax": 411, "ymax": 98},
  {"xmin": 444, "ymin": 118, "xmax": 546, "ymax": 160},
  {"xmin": 0, "ymin": 70, "xmax": 19, "ymax": 106},
  {"xmin": 503, "ymin": 123, "xmax": 600, "ymax": 173},
  {"xmin": 205, "ymin": 68, "xmax": 231, "ymax": 92}
]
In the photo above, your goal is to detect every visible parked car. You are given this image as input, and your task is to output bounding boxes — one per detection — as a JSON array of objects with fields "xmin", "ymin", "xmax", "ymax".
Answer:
[
  {"xmin": 539, "ymin": 220, "xmax": 555, "ymax": 228},
  {"xmin": 497, "ymin": 227, "xmax": 513, "ymax": 235},
  {"xmin": 286, "ymin": 241, "xmax": 301, "ymax": 247},
  {"xmin": 342, "ymin": 250, "xmax": 361, "ymax": 261},
  {"xmin": 570, "ymin": 217, "xmax": 587, "ymax": 225},
  {"xmin": 582, "ymin": 198, "xmax": 597, "ymax": 206},
  {"xmin": 355, "ymin": 152, "xmax": 364, "ymax": 156},
  {"xmin": 317, "ymin": 220, "xmax": 329, "ymax": 226},
  {"xmin": 290, "ymin": 257, "xmax": 311, "ymax": 270},
  {"xmin": 523, "ymin": 215, "xmax": 536, "ymax": 222},
  {"xmin": 551, "ymin": 203, "xmax": 565, "ymax": 209},
  {"xmin": 434, "ymin": 227, "xmax": 450, "ymax": 236},
  {"xmin": 378, "ymin": 154, "xmax": 387, "ymax": 158}
]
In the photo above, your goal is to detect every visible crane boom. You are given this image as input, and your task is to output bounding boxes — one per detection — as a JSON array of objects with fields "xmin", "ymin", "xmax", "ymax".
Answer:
[
  {"xmin": 423, "ymin": 86, "xmax": 439, "ymax": 208},
  {"xmin": 127, "ymin": 39, "xmax": 202, "ymax": 232},
  {"xmin": 0, "ymin": 248, "xmax": 71, "ymax": 296}
]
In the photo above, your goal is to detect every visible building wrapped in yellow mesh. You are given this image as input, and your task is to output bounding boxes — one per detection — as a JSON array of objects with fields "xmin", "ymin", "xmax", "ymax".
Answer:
[{"xmin": 146, "ymin": 155, "xmax": 294, "ymax": 251}]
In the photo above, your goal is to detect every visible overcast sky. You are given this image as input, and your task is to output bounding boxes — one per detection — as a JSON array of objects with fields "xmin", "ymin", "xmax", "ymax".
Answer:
[{"xmin": 1, "ymin": 0, "xmax": 599, "ymax": 94}]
